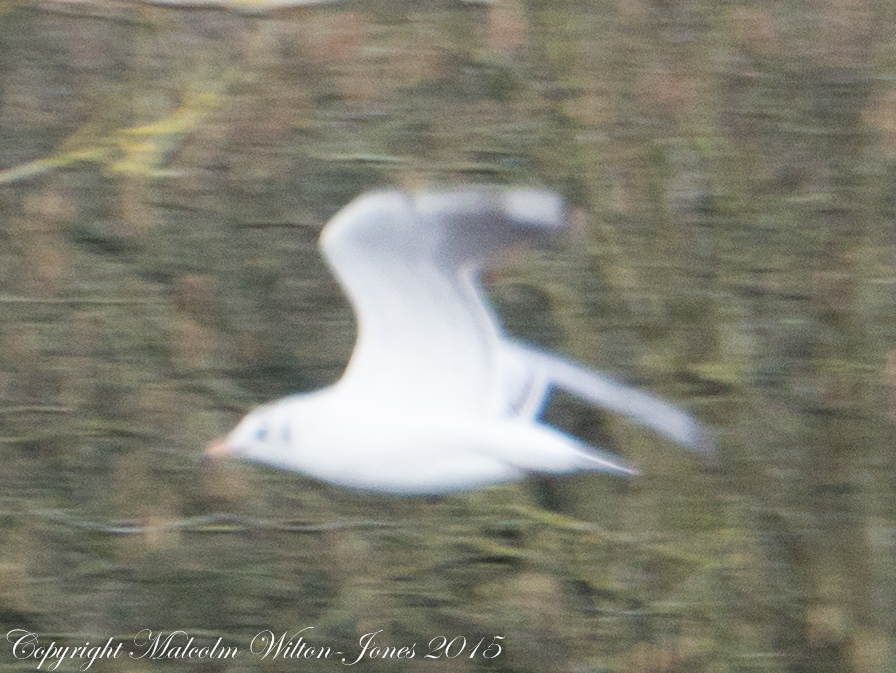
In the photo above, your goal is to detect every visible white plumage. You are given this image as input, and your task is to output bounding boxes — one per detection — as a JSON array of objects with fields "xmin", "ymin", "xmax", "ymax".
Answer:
[{"xmin": 208, "ymin": 187, "xmax": 711, "ymax": 494}]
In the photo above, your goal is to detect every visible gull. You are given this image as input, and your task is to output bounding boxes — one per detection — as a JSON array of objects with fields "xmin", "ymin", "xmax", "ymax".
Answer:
[{"xmin": 207, "ymin": 187, "xmax": 712, "ymax": 495}]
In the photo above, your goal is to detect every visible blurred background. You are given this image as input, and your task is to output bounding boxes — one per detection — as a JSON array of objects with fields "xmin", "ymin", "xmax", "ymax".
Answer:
[{"xmin": 0, "ymin": 0, "xmax": 894, "ymax": 671}]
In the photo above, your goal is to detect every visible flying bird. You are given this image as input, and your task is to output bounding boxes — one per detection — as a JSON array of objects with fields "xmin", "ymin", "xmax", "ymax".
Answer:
[{"xmin": 207, "ymin": 187, "xmax": 712, "ymax": 495}]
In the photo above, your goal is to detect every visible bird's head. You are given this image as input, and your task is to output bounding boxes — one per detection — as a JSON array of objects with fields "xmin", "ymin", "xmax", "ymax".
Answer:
[{"xmin": 205, "ymin": 402, "xmax": 294, "ymax": 468}]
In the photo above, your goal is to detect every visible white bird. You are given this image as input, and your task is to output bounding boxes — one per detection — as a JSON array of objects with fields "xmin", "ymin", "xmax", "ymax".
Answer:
[{"xmin": 207, "ymin": 187, "xmax": 712, "ymax": 495}]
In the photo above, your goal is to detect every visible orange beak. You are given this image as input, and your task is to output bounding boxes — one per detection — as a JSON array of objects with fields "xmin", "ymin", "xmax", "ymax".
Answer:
[{"xmin": 205, "ymin": 438, "xmax": 232, "ymax": 458}]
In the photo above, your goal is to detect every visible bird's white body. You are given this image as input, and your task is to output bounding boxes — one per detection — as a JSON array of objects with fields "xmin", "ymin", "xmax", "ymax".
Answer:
[
  {"xmin": 212, "ymin": 187, "xmax": 710, "ymax": 494},
  {"xmin": 223, "ymin": 387, "xmax": 637, "ymax": 494}
]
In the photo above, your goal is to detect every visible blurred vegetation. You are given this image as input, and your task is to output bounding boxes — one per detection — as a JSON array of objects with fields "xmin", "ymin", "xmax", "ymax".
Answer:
[{"xmin": 0, "ymin": 0, "xmax": 895, "ymax": 672}]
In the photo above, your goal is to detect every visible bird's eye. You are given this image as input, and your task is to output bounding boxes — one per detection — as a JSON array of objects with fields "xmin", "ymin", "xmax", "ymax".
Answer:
[{"xmin": 255, "ymin": 426, "xmax": 268, "ymax": 441}]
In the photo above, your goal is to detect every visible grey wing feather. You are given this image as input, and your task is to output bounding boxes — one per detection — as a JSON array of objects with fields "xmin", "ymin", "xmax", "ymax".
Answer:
[{"xmin": 503, "ymin": 340, "xmax": 716, "ymax": 459}]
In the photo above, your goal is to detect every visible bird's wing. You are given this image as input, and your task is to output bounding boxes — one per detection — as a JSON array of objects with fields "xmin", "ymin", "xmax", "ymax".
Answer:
[
  {"xmin": 318, "ymin": 188, "xmax": 565, "ymax": 413},
  {"xmin": 498, "ymin": 339, "xmax": 716, "ymax": 458},
  {"xmin": 318, "ymin": 187, "xmax": 714, "ymax": 460}
]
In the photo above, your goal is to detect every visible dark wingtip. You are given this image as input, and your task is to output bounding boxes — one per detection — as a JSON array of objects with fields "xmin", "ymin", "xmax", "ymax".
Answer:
[{"xmin": 691, "ymin": 426, "xmax": 723, "ymax": 472}]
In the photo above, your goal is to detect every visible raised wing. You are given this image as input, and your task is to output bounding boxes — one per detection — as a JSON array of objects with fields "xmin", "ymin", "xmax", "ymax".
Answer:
[{"xmin": 318, "ymin": 188, "xmax": 565, "ymax": 413}]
